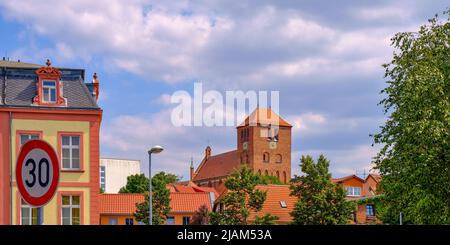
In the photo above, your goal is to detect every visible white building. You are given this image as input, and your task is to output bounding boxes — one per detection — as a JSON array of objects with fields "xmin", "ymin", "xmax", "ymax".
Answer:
[{"xmin": 100, "ymin": 158, "xmax": 141, "ymax": 193}]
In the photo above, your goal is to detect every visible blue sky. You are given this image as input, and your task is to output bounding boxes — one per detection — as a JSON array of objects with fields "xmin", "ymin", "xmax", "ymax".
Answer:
[{"xmin": 0, "ymin": 0, "xmax": 448, "ymax": 179}]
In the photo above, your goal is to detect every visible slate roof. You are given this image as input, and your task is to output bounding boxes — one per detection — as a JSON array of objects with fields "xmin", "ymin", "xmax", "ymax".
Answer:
[{"xmin": 0, "ymin": 60, "xmax": 99, "ymax": 109}]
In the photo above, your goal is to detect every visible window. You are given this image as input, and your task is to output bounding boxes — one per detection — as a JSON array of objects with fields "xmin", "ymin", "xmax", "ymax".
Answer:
[
  {"xmin": 264, "ymin": 170, "xmax": 269, "ymax": 176},
  {"xmin": 276, "ymin": 171, "xmax": 280, "ymax": 180},
  {"xmin": 61, "ymin": 195, "xmax": 80, "ymax": 225},
  {"xmin": 346, "ymin": 187, "xmax": 361, "ymax": 197},
  {"xmin": 182, "ymin": 216, "xmax": 190, "ymax": 225},
  {"xmin": 42, "ymin": 80, "xmax": 57, "ymax": 103},
  {"xmin": 20, "ymin": 134, "xmax": 39, "ymax": 146},
  {"xmin": 125, "ymin": 218, "xmax": 134, "ymax": 225},
  {"xmin": 61, "ymin": 135, "xmax": 81, "ymax": 170},
  {"xmin": 166, "ymin": 216, "xmax": 175, "ymax": 225},
  {"xmin": 280, "ymin": 201, "xmax": 287, "ymax": 208},
  {"xmin": 100, "ymin": 166, "xmax": 106, "ymax": 191},
  {"xmin": 268, "ymin": 127, "xmax": 279, "ymax": 141},
  {"xmin": 108, "ymin": 217, "xmax": 118, "ymax": 225},
  {"xmin": 260, "ymin": 128, "xmax": 269, "ymax": 138},
  {"xmin": 263, "ymin": 152, "xmax": 270, "ymax": 163},
  {"xmin": 21, "ymin": 199, "xmax": 38, "ymax": 225},
  {"xmin": 275, "ymin": 154, "xmax": 282, "ymax": 163},
  {"xmin": 283, "ymin": 171, "xmax": 287, "ymax": 184},
  {"xmin": 366, "ymin": 204, "xmax": 375, "ymax": 217}
]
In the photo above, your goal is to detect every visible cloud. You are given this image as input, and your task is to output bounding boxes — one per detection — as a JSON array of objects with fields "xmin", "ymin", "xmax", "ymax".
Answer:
[{"xmin": 292, "ymin": 144, "xmax": 381, "ymax": 178}]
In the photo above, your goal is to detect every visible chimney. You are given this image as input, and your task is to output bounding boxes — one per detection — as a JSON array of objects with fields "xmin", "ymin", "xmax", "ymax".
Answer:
[
  {"xmin": 92, "ymin": 72, "xmax": 100, "ymax": 101},
  {"xmin": 205, "ymin": 146, "xmax": 211, "ymax": 160},
  {"xmin": 190, "ymin": 157, "xmax": 195, "ymax": 181}
]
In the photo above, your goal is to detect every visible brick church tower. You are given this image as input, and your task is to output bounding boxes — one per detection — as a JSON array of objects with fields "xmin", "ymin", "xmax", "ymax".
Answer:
[
  {"xmin": 236, "ymin": 108, "xmax": 292, "ymax": 183},
  {"xmin": 191, "ymin": 108, "xmax": 292, "ymax": 191}
]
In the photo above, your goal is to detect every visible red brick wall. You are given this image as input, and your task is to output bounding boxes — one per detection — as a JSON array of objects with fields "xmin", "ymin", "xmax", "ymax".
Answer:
[{"xmin": 237, "ymin": 125, "xmax": 291, "ymax": 183}]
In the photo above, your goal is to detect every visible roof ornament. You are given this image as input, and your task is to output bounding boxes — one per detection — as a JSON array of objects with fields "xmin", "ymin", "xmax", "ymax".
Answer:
[{"xmin": 45, "ymin": 59, "xmax": 51, "ymax": 67}]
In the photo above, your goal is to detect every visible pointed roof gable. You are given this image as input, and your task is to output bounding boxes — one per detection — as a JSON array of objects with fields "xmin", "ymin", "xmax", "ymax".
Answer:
[{"xmin": 238, "ymin": 108, "xmax": 292, "ymax": 128}]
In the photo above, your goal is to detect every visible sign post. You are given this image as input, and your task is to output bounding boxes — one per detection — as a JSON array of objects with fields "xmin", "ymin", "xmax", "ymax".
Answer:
[{"xmin": 16, "ymin": 140, "xmax": 60, "ymax": 222}]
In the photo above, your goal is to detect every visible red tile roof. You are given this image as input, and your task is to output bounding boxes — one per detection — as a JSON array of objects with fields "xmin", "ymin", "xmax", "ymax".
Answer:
[
  {"xmin": 367, "ymin": 173, "xmax": 381, "ymax": 183},
  {"xmin": 250, "ymin": 185, "xmax": 297, "ymax": 223},
  {"xmin": 193, "ymin": 150, "xmax": 240, "ymax": 181},
  {"xmin": 238, "ymin": 108, "xmax": 292, "ymax": 128},
  {"xmin": 99, "ymin": 194, "xmax": 144, "ymax": 215},
  {"xmin": 332, "ymin": 174, "xmax": 365, "ymax": 183},
  {"xmin": 170, "ymin": 192, "xmax": 213, "ymax": 214},
  {"xmin": 168, "ymin": 182, "xmax": 219, "ymax": 198}
]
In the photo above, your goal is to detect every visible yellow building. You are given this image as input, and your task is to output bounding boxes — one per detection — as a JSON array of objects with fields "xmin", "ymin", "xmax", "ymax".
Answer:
[{"xmin": 0, "ymin": 60, "xmax": 102, "ymax": 225}]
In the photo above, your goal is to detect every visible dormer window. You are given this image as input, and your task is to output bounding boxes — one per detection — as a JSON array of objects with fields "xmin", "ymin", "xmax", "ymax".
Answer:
[
  {"xmin": 42, "ymin": 80, "xmax": 57, "ymax": 103},
  {"xmin": 33, "ymin": 59, "xmax": 66, "ymax": 106}
]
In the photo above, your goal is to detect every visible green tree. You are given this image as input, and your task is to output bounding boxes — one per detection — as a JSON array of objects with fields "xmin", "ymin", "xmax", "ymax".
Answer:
[
  {"xmin": 209, "ymin": 166, "xmax": 279, "ymax": 225},
  {"xmin": 119, "ymin": 174, "xmax": 149, "ymax": 194},
  {"xmin": 373, "ymin": 11, "xmax": 450, "ymax": 224},
  {"xmin": 290, "ymin": 155, "xmax": 355, "ymax": 225},
  {"xmin": 190, "ymin": 204, "xmax": 209, "ymax": 225},
  {"xmin": 133, "ymin": 172, "xmax": 180, "ymax": 225}
]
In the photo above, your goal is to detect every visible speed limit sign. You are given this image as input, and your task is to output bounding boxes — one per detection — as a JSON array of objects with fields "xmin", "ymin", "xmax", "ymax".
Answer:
[{"xmin": 16, "ymin": 140, "xmax": 60, "ymax": 207}]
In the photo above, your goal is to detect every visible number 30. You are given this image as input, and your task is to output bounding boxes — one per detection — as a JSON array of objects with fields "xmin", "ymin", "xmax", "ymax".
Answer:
[{"xmin": 25, "ymin": 158, "xmax": 50, "ymax": 188}]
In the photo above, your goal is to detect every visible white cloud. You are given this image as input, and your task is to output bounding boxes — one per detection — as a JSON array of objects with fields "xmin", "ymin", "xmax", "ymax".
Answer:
[{"xmin": 292, "ymin": 144, "xmax": 381, "ymax": 178}]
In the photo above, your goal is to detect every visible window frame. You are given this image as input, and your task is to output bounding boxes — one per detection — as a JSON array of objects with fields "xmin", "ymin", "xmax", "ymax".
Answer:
[
  {"xmin": 58, "ymin": 132, "xmax": 84, "ymax": 172},
  {"xmin": 15, "ymin": 130, "xmax": 43, "ymax": 158},
  {"xmin": 20, "ymin": 198, "xmax": 38, "ymax": 225},
  {"xmin": 42, "ymin": 80, "xmax": 57, "ymax": 103},
  {"xmin": 366, "ymin": 204, "xmax": 375, "ymax": 217},
  {"xmin": 182, "ymin": 216, "xmax": 190, "ymax": 225},
  {"xmin": 100, "ymin": 166, "xmax": 106, "ymax": 191},
  {"xmin": 166, "ymin": 216, "xmax": 175, "ymax": 225},
  {"xmin": 58, "ymin": 192, "xmax": 83, "ymax": 225},
  {"xmin": 346, "ymin": 186, "xmax": 362, "ymax": 197}
]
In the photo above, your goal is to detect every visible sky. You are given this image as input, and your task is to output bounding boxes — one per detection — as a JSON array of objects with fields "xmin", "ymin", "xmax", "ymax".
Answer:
[{"xmin": 0, "ymin": 0, "xmax": 448, "ymax": 180}]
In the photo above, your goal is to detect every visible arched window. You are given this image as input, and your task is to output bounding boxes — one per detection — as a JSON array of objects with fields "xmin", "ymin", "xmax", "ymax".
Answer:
[
  {"xmin": 276, "ymin": 171, "xmax": 280, "ymax": 180},
  {"xmin": 283, "ymin": 172, "xmax": 287, "ymax": 184},
  {"xmin": 276, "ymin": 154, "xmax": 282, "ymax": 163},
  {"xmin": 263, "ymin": 152, "xmax": 270, "ymax": 163},
  {"xmin": 264, "ymin": 170, "xmax": 269, "ymax": 176},
  {"xmin": 258, "ymin": 170, "xmax": 262, "ymax": 176}
]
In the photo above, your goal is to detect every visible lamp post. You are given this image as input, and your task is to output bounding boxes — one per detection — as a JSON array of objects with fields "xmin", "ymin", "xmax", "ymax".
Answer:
[{"xmin": 148, "ymin": 145, "xmax": 163, "ymax": 225}]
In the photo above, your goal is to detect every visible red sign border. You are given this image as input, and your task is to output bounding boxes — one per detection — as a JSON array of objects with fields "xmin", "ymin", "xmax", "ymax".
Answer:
[{"xmin": 16, "ymin": 140, "xmax": 60, "ymax": 207}]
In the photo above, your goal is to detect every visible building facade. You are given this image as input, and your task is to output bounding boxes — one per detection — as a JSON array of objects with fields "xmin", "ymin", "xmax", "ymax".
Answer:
[
  {"xmin": 100, "ymin": 158, "xmax": 140, "ymax": 193},
  {"xmin": 99, "ymin": 182, "xmax": 216, "ymax": 225},
  {"xmin": 190, "ymin": 108, "xmax": 292, "ymax": 193},
  {"xmin": 0, "ymin": 60, "xmax": 101, "ymax": 225},
  {"xmin": 333, "ymin": 174, "xmax": 382, "ymax": 224}
]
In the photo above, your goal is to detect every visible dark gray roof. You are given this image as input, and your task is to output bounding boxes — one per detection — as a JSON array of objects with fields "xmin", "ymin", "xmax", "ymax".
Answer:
[{"xmin": 0, "ymin": 62, "xmax": 99, "ymax": 110}]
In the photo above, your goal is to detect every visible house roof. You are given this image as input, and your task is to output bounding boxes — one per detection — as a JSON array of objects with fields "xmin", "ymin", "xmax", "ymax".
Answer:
[
  {"xmin": 238, "ymin": 108, "xmax": 292, "ymax": 128},
  {"xmin": 332, "ymin": 174, "xmax": 365, "ymax": 183},
  {"xmin": 215, "ymin": 185, "xmax": 298, "ymax": 223},
  {"xmin": 169, "ymin": 181, "xmax": 220, "ymax": 198},
  {"xmin": 0, "ymin": 60, "xmax": 98, "ymax": 109},
  {"xmin": 99, "ymin": 194, "xmax": 144, "ymax": 215},
  {"xmin": 193, "ymin": 150, "xmax": 240, "ymax": 181},
  {"xmin": 366, "ymin": 173, "xmax": 381, "ymax": 183},
  {"xmin": 170, "ymin": 192, "xmax": 213, "ymax": 214}
]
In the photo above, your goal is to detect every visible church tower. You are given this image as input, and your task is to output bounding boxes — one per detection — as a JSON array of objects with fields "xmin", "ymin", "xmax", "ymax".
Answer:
[{"xmin": 236, "ymin": 108, "xmax": 292, "ymax": 183}]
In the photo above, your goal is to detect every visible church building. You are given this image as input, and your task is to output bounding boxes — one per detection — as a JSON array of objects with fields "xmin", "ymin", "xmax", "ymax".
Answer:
[{"xmin": 190, "ymin": 108, "xmax": 292, "ymax": 193}]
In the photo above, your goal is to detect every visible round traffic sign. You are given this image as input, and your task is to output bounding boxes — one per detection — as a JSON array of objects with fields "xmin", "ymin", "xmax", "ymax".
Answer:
[{"xmin": 16, "ymin": 140, "xmax": 60, "ymax": 207}]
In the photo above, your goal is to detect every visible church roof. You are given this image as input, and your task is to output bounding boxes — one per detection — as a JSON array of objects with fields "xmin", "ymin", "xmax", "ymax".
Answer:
[
  {"xmin": 193, "ymin": 150, "xmax": 240, "ymax": 181},
  {"xmin": 238, "ymin": 108, "xmax": 292, "ymax": 128}
]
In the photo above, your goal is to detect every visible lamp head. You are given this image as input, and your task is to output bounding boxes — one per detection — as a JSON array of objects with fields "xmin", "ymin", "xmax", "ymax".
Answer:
[{"xmin": 148, "ymin": 145, "xmax": 164, "ymax": 154}]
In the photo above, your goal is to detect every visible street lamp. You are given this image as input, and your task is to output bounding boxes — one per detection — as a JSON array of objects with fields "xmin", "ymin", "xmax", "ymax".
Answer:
[{"xmin": 148, "ymin": 145, "xmax": 163, "ymax": 225}]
